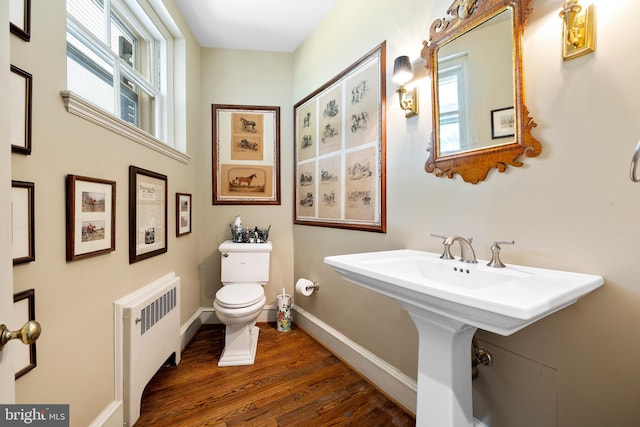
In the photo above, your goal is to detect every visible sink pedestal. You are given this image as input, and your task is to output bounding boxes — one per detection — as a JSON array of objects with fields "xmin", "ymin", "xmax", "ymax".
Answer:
[{"xmin": 403, "ymin": 305, "xmax": 478, "ymax": 427}]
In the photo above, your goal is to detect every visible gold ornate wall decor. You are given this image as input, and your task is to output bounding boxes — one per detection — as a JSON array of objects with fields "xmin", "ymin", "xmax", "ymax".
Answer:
[{"xmin": 422, "ymin": 0, "xmax": 541, "ymax": 184}]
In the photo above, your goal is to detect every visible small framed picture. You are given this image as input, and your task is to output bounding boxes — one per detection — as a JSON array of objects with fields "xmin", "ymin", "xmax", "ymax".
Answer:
[
  {"xmin": 129, "ymin": 166, "xmax": 168, "ymax": 263},
  {"xmin": 10, "ymin": 65, "xmax": 32, "ymax": 155},
  {"xmin": 12, "ymin": 180, "xmax": 34, "ymax": 265},
  {"xmin": 9, "ymin": 0, "xmax": 31, "ymax": 41},
  {"xmin": 14, "ymin": 289, "xmax": 37, "ymax": 379},
  {"xmin": 491, "ymin": 107, "xmax": 515, "ymax": 139},
  {"xmin": 66, "ymin": 175, "xmax": 116, "ymax": 261},
  {"xmin": 176, "ymin": 193, "xmax": 192, "ymax": 236}
]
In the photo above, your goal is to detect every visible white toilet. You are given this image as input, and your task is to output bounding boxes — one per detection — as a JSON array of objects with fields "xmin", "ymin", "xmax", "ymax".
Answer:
[{"xmin": 214, "ymin": 240, "xmax": 272, "ymax": 367}]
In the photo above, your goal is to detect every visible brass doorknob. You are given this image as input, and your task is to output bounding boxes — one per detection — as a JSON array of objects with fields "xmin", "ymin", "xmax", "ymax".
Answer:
[{"xmin": 0, "ymin": 321, "xmax": 41, "ymax": 350}]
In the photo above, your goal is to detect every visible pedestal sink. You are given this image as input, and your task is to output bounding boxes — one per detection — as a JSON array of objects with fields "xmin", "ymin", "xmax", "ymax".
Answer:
[{"xmin": 324, "ymin": 249, "xmax": 603, "ymax": 427}]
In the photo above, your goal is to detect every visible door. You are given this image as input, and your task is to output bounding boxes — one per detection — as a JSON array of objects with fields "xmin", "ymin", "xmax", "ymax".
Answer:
[{"xmin": 0, "ymin": 0, "xmax": 16, "ymax": 402}]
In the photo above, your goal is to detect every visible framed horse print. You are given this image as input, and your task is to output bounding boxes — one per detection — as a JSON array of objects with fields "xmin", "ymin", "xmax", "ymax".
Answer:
[
  {"xmin": 65, "ymin": 174, "xmax": 116, "ymax": 261},
  {"xmin": 212, "ymin": 104, "xmax": 281, "ymax": 205}
]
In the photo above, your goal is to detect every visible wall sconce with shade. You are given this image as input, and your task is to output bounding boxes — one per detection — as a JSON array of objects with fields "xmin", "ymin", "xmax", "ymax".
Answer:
[
  {"xmin": 392, "ymin": 55, "xmax": 419, "ymax": 118},
  {"xmin": 559, "ymin": 0, "xmax": 595, "ymax": 61}
]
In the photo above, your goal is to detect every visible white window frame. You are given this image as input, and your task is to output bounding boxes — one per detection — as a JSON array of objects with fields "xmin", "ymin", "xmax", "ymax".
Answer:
[
  {"xmin": 62, "ymin": 0, "xmax": 189, "ymax": 162},
  {"xmin": 438, "ymin": 52, "xmax": 471, "ymax": 155}
]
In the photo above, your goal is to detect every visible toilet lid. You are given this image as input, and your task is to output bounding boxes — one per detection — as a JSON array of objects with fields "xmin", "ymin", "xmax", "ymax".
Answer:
[{"xmin": 216, "ymin": 284, "xmax": 264, "ymax": 308}]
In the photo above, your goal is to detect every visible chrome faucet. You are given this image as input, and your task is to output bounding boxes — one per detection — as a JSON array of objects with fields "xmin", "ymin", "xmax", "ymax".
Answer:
[
  {"xmin": 486, "ymin": 240, "xmax": 515, "ymax": 268},
  {"xmin": 430, "ymin": 234, "xmax": 454, "ymax": 259},
  {"xmin": 443, "ymin": 236, "xmax": 477, "ymax": 263}
]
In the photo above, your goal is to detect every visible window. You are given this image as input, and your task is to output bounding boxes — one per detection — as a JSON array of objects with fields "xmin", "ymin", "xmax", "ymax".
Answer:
[
  {"xmin": 438, "ymin": 54, "xmax": 469, "ymax": 155},
  {"xmin": 65, "ymin": 0, "xmax": 182, "ymax": 153}
]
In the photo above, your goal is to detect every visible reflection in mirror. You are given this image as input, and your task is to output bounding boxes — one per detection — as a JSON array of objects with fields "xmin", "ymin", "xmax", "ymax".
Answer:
[
  {"xmin": 437, "ymin": 9, "xmax": 514, "ymax": 155},
  {"xmin": 421, "ymin": 0, "xmax": 541, "ymax": 184}
]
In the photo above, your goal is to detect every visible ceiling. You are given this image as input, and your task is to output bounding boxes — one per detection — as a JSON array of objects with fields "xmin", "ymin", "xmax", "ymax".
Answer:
[{"xmin": 175, "ymin": 0, "xmax": 339, "ymax": 52}]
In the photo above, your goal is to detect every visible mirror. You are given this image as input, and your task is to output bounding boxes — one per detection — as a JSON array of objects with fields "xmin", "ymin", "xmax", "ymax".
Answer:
[{"xmin": 421, "ymin": 0, "xmax": 541, "ymax": 184}]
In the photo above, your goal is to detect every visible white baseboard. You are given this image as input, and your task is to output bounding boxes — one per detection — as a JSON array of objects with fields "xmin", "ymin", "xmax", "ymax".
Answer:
[
  {"xmin": 291, "ymin": 305, "xmax": 417, "ymax": 415},
  {"xmin": 180, "ymin": 307, "xmax": 205, "ymax": 350},
  {"xmin": 88, "ymin": 401, "xmax": 122, "ymax": 427}
]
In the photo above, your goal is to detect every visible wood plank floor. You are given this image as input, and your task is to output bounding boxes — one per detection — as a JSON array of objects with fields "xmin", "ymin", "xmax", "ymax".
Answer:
[{"xmin": 135, "ymin": 323, "xmax": 415, "ymax": 426}]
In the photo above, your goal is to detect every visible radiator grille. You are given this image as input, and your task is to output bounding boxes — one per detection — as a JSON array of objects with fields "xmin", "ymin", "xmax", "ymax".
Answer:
[{"xmin": 140, "ymin": 287, "xmax": 177, "ymax": 335}]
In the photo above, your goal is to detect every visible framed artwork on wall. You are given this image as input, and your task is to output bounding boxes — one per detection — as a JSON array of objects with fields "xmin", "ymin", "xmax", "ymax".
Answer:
[
  {"xmin": 65, "ymin": 175, "xmax": 116, "ymax": 261},
  {"xmin": 9, "ymin": 0, "xmax": 31, "ymax": 41},
  {"xmin": 176, "ymin": 193, "xmax": 192, "ymax": 236},
  {"xmin": 294, "ymin": 42, "xmax": 386, "ymax": 233},
  {"xmin": 13, "ymin": 289, "xmax": 37, "ymax": 379},
  {"xmin": 11, "ymin": 180, "xmax": 34, "ymax": 265},
  {"xmin": 212, "ymin": 104, "xmax": 281, "ymax": 205},
  {"xmin": 10, "ymin": 65, "xmax": 32, "ymax": 155},
  {"xmin": 490, "ymin": 107, "xmax": 515, "ymax": 139},
  {"xmin": 129, "ymin": 166, "xmax": 167, "ymax": 263}
]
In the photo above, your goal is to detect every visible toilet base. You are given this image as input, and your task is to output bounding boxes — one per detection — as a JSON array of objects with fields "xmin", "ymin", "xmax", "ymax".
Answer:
[{"xmin": 218, "ymin": 323, "xmax": 260, "ymax": 367}]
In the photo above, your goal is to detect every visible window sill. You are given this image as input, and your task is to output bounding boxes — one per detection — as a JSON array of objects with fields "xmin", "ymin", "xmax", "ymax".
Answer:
[{"xmin": 60, "ymin": 90, "xmax": 191, "ymax": 164}]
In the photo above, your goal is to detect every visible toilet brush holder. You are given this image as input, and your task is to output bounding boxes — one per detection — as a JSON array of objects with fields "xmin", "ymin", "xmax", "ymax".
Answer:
[{"xmin": 276, "ymin": 293, "xmax": 291, "ymax": 332}]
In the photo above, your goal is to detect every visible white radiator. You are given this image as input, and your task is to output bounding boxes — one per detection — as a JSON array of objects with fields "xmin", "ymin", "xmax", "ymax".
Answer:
[{"xmin": 114, "ymin": 272, "xmax": 181, "ymax": 426}]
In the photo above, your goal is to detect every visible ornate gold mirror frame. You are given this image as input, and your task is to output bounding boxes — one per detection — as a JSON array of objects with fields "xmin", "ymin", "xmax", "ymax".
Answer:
[{"xmin": 421, "ymin": 0, "xmax": 541, "ymax": 184}]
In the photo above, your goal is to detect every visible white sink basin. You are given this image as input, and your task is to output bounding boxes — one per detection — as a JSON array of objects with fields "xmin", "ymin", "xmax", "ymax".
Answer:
[
  {"xmin": 324, "ymin": 249, "xmax": 603, "ymax": 427},
  {"xmin": 325, "ymin": 249, "xmax": 603, "ymax": 335}
]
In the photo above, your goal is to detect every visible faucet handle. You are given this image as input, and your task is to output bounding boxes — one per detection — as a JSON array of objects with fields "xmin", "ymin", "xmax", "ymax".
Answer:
[
  {"xmin": 430, "ymin": 234, "xmax": 455, "ymax": 259},
  {"xmin": 487, "ymin": 240, "xmax": 515, "ymax": 268}
]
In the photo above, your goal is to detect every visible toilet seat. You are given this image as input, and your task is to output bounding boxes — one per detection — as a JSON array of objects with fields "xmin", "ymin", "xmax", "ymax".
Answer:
[{"xmin": 215, "ymin": 284, "xmax": 264, "ymax": 308}]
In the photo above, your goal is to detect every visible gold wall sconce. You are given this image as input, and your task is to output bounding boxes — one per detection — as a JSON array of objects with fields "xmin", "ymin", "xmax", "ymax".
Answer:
[
  {"xmin": 392, "ymin": 55, "xmax": 419, "ymax": 118},
  {"xmin": 559, "ymin": 0, "xmax": 595, "ymax": 61}
]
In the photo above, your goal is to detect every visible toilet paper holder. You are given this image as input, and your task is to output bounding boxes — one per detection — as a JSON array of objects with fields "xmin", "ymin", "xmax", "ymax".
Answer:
[
  {"xmin": 296, "ymin": 278, "xmax": 320, "ymax": 296},
  {"xmin": 303, "ymin": 282, "xmax": 319, "ymax": 292}
]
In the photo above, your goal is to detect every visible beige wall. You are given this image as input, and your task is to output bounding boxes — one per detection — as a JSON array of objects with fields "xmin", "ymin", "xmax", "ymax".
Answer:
[
  {"xmin": 197, "ymin": 48, "xmax": 295, "ymax": 307},
  {"xmin": 9, "ymin": 1, "xmax": 202, "ymax": 426},
  {"xmin": 10, "ymin": 0, "xmax": 640, "ymax": 425},
  {"xmin": 293, "ymin": 0, "xmax": 640, "ymax": 425}
]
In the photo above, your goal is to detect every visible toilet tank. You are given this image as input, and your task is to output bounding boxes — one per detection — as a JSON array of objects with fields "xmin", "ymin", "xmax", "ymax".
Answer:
[{"xmin": 219, "ymin": 240, "xmax": 272, "ymax": 285}]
